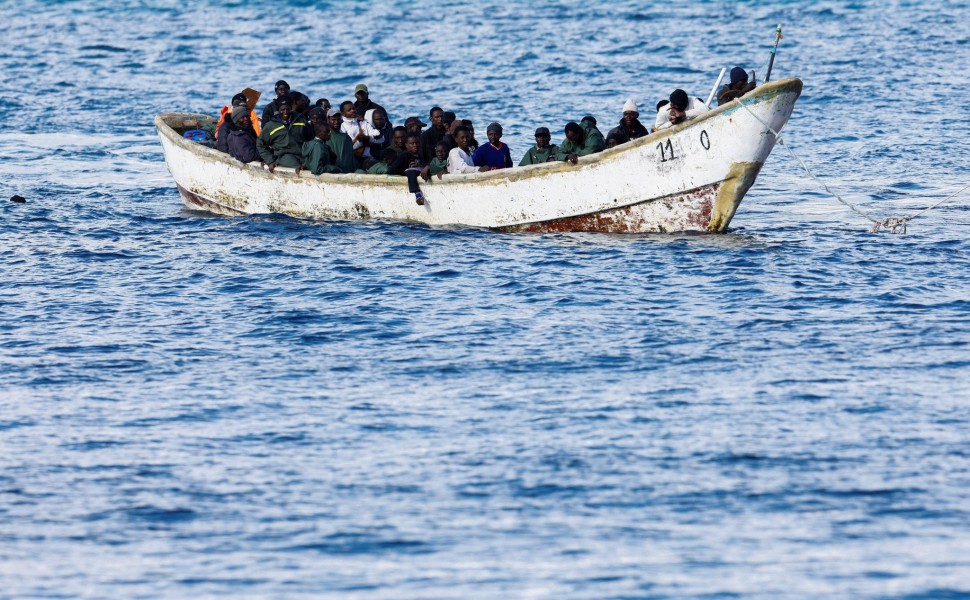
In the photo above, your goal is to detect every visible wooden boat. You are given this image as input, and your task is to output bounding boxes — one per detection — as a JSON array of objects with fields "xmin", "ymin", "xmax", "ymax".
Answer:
[{"xmin": 155, "ymin": 78, "xmax": 802, "ymax": 233}]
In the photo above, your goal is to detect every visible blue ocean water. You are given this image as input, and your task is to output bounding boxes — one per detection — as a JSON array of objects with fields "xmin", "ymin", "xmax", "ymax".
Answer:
[{"xmin": 2, "ymin": 0, "xmax": 969, "ymax": 597}]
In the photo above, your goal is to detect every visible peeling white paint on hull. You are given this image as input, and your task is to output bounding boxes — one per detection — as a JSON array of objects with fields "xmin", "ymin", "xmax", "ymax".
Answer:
[{"xmin": 157, "ymin": 79, "xmax": 801, "ymax": 233}]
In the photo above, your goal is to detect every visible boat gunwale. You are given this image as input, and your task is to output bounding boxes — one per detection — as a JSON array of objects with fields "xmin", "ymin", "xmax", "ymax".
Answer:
[{"xmin": 156, "ymin": 78, "xmax": 802, "ymax": 188}]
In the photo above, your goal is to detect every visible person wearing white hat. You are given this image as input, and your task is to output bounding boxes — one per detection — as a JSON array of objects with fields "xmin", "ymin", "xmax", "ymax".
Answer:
[{"xmin": 607, "ymin": 98, "xmax": 649, "ymax": 145}]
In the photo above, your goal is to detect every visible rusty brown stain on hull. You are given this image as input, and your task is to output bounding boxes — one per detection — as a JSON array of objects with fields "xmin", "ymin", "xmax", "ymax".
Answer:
[
  {"xmin": 496, "ymin": 183, "xmax": 719, "ymax": 233},
  {"xmin": 708, "ymin": 161, "xmax": 763, "ymax": 233},
  {"xmin": 177, "ymin": 184, "xmax": 246, "ymax": 216}
]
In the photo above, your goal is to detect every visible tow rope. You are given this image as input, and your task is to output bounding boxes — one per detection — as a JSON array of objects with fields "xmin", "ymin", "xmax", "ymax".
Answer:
[{"xmin": 732, "ymin": 98, "xmax": 970, "ymax": 234}]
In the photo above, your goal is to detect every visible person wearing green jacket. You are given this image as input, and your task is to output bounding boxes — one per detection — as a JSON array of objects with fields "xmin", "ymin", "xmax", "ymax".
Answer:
[
  {"xmin": 325, "ymin": 109, "xmax": 356, "ymax": 174},
  {"xmin": 579, "ymin": 116, "xmax": 606, "ymax": 152},
  {"xmin": 366, "ymin": 148, "xmax": 397, "ymax": 175},
  {"xmin": 428, "ymin": 142, "xmax": 449, "ymax": 176},
  {"xmin": 302, "ymin": 122, "xmax": 341, "ymax": 175},
  {"xmin": 256, "ymin": 94, "xmax": 309, "ymax": 172},
  {"xmin": 556, "ymin": 121, "xmax": 606, "ymax": 164},
  {"xmin": 519, "ymin": 127, "xmax": 559, "ymax": 166}
]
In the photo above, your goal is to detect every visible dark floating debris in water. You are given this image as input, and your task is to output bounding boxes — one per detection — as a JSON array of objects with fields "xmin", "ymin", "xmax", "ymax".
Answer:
[{"xmin": 10, "ymin": 195, "xmax": 26, "ymax": 203}]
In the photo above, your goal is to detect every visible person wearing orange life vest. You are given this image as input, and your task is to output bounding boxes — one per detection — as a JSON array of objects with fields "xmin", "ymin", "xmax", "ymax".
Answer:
[
  {"xmin": 216, "ymin": 94, "xmax": 247, "ymax": 152},
  {"xmin": 241, "ymin": 88, "xmax": 262, "ymax": 136},
  {"xmin": 216, "ymin": 92, "xmax": 261, "ymax": 150}
]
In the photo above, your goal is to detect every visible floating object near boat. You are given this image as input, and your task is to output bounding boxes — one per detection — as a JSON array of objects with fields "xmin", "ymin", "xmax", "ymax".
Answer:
[
  {"xmin": 155, "ymin": 78, "xmax": 802, "ymax": 234},
  {"xmin": 10, "ymin": 195, "xmax": 26, "ymax": 203}
]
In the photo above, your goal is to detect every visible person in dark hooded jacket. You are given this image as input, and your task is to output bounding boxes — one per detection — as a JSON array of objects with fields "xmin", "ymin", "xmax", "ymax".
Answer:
[
  {"xmin": 607, "ymin": 98, "xmax": 649, "ymax": 144},
  {"xmin": 261, "ymin": 80, "xmax": 291, "ymax": 127},
  {"xmin": 227, "ymin": 106, "xmax": 260, "ymax": 164},
  {"xmin": 579, "ymin": 116, "xmax": 606, "ymax": 152},
  {"xmin": 325, "ymin": 109, "xmax": 357, "ymax": 173},
  {"xmin": 717, "ymin": 67, "xmax": 757, "ymax": 106},
  {"xmin": 216, "ymin": 93, "xmax": 248, "ymax": 153},
  {"xmin": 367, "ymin": 108, "xmax": 393, "ymax": 158}
]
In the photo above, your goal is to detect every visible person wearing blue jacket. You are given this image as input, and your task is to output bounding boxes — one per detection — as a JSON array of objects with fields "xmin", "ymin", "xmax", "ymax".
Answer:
[{"xmin": 472, "ymin": 123, "xmax": 513, "ymax": 169}]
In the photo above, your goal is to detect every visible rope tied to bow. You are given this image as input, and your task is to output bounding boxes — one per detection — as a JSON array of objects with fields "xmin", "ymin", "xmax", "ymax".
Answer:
[{"xmin": 731, "ymin": 98, "xmax": 970, "ymax": 234}]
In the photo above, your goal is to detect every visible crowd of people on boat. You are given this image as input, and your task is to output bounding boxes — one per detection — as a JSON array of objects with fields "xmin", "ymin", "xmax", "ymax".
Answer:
[{"xmin": 209, "ymin": 67, "xmax": 756, "ymax": 204}]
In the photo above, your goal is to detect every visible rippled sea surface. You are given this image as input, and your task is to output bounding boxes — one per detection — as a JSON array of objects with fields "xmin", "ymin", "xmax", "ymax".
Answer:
[{"xmin": 2, "ymin": 1, "xmax": 970, "ymax": 598}]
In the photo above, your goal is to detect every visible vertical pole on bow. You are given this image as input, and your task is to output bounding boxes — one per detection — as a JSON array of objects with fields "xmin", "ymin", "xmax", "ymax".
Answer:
[
  {"xmin": 705, "ymin": 67, "xmax": 727, "ymax": 108},
  {"xmin": 764, "ymin": 24, "xmax": 784, "ymax": 83}
]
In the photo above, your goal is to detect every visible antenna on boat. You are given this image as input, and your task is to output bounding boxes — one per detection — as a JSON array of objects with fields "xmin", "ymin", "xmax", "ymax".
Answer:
[
  {"xmin": 705, "ymin": 67, "xmax": 727, "ymax": 108},
  {"xmin": 764, "ymin": 24, "xmax": 784, "ymax": 83}
]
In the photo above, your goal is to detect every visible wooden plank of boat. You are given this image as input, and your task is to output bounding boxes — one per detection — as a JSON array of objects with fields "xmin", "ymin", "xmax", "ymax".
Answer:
[{"xmin": 155, "ymin": 78, "xmax": 802, "ymax": 233}]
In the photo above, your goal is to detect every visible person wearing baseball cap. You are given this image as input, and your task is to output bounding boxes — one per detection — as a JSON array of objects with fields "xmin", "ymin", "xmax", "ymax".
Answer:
[
  {"xmin": 519, "ymin": 126, "xmax": 559, "ymax": 166},
  {"xmin": 404, "ymin": 116, "xmax": 427, "ymax": 141},
  {"xmin": 353, "ymin": 83, "xmax": 390, "ymax": 127}
]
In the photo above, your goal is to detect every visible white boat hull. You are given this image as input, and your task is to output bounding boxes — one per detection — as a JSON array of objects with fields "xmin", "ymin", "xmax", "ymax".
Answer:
[{"xmin": 156, "ymin": 78, "xmax": 802, "ymax": 233}]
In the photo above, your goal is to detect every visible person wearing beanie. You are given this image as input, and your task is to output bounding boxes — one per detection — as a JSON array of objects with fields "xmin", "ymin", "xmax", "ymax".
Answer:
[
  {"xmin": 226, "ymin": 106, "xmax": 260, "ymax": 165},
  {"xmin": 306, "ymin": 106, "xmax": 326, "ymax": 128},
  {"xmin": 231, "ymin": 105, "xmax": 250, "ymax": 124},
  {"xmin": 260, "ymin": 79, "xmax": 291, "ymax": 128},
  {"xmin": 653, "ymin": 88, "xmax": 709, "ymax": 131},
  {"xmin": 607, "ymin": 98, "xmax": 649, "ymax": 145},
  {"xmin": 519, "ymin": 126, "xmax": 559, "ymax": 166},
  {"xmin": 472, "ymin": 122, "xmax": 514, "ymax": 170},
  {"xmin": 289, "ymin": 92, "xmax": 314, "ymax": 141},
  {"xmin": 717, "ymin": 66, "xmax": 756, "ymax": 106},
  {"xmin": 215, "ymin": 92, "xmax": 249, "ymax": 153}
]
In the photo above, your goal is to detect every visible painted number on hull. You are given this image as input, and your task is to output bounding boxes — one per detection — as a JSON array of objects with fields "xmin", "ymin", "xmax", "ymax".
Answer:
[
  {"xmin": 659, "ymin": 131, "xmax": 710, "ymax": 162},
  {"xmin": 657, "ymin": 139, "xmax": 676, "ymax": 162}
]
